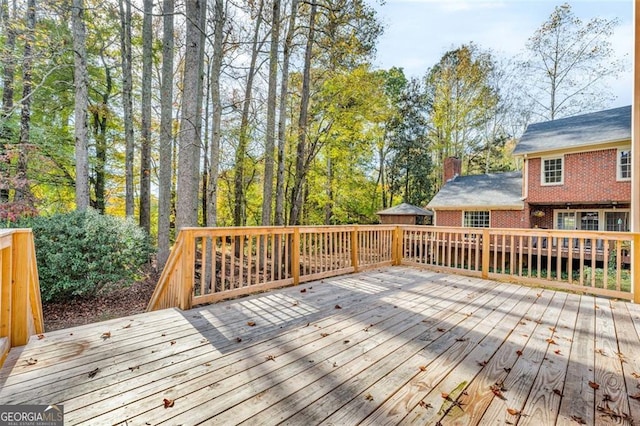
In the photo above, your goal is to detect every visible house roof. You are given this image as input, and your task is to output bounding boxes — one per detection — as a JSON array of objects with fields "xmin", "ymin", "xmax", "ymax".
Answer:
[
  {"xmin": 376, "ymin": 203, "xmax": 433, "ymax": 216},
  {"xmin": 513, "ymin": 105, "xmax": 631, "ymax": 156},
  {"xmin": 427, "ymin": 171, "xmax": 524, "ymax": 210}
]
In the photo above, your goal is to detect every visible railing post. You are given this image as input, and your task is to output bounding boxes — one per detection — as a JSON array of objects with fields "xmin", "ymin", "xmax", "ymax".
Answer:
[
  {"xmin": 292, "ymin": 228, "xmax": 300, "ymax": 285},
  {"xmin": 351, "ymin": 226, "xmax": 359, "ymax": 272},
  {"xmin": 393, "ymin": 226, "xmax": 401, "ymax": 266},
  {"xmin": 634, "ymin": 233, "xmax": 640, "ymax": 304},
  {"xmin": 11, "ymin": 231, "xmax": 30, "ymax": 346},
  {"xmin": 180, "ymin": 230, "xmax": 195, "ymax": 310},
  {"xmin": 481, "ymin": 228, "xmax": 490, "ymax": 279}
]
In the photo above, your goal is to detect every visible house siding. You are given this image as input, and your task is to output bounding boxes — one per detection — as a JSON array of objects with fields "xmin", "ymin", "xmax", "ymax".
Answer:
[
  {"xmin": 527, "ymin": 149, "xmax": 631, "ymax": 204},
  {"xmin": 435, "ymin": 210, "xmax": 461, "ymax": 227},
  {"xmin": 434, "ymin": 209, "xmax": 525, "ymax": 228}
]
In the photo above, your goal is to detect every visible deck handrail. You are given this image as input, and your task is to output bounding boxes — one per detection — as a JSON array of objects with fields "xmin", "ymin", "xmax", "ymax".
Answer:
[
  {"xmin": 0, "ymin": 229, "xmax": 44, "ymax": 365},
  {"xmin": 148, "ymin": 225, "xmax": 640, "ymax": 311}
]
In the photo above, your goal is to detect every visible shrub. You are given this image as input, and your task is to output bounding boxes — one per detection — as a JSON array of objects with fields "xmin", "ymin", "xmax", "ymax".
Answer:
[{"xmin": 13, "ymin": 209, "xmax": 150, "ymax": 302}]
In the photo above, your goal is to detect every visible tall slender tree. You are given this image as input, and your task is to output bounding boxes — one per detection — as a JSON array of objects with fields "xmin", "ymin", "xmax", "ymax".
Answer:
[
  {"xmin": 139, "ymin": 0, "xmax": 153, "ymax": 233},
  {"xmin": 157, "ymin": 0, "xmax": 174, "ymax": 267},
  {"xmin": 118, "ymin": 0, "xmax": 134, "ymax": 217},
  {"xmin": 72, "ymin": 0, "xmax": 90, "ymax": 210},
  {"xmin": 0, "ymin": 0, "xmax": 16, "ymax": 203}
]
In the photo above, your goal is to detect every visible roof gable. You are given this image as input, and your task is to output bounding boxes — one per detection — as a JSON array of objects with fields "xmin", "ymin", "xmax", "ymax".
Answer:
[
  {"xmin": 377, "ymin": 203, "xmax": 433, "ymax": 216},
  {"xmin": 513, "ymin": 105, "xmax": 631, "ymax": 156},
  {"xmin": 427, "ymin": 171, "xmax": 523, "ymax": 210}
]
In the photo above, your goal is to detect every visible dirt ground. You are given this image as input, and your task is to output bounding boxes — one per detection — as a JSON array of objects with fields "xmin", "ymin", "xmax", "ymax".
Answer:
[{"xmin": 41, "ymin": 267, "xmax": 159, "ymax": 332}]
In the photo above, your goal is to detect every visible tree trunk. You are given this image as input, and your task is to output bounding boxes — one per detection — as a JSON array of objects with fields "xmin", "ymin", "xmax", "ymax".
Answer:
[
  {"xmin": 175, "ymin": 0, "xmax": 205, "ymax": 230},
  {"xmin": 72, "ymin": 0, "xmax": 89, "ymax": 210},
  {"xmin": 274, "ymin": 0, "xmax": 298, "ymax": 226},
  {"xmin": 207, "ymin": 0, "xmax": 224, "ymax": 228},
  {"xmin": 261, "ymin": 0, "xmax": 281, "ymax": 226},
  {"xmin": 289, "ymin": 0, "xmax": 316, "ymax": 226},
  {"xmin": 0, "ymin": 0, "xmax": 16, "ymax": 202},
  {"xmin": 234, "ymin": 0, "xmax": 264, "ymax": 227},
  {"xmin": 119, "ymin": 0, "xmax": 134, "ymax": 217},
  {"xmin": 195, "ymin": 0, "xmax": 207, "ymax": 225},
  {"xmin": 157, "ymin": 0, "xmax": 174, "ymax": 268},
  {"xmin": 91, "ymin": 54, "xmax": 113, "ymax": 214},
  {"xmin": 139, "ymin": 0, "xmax": 153, "ymax": 233}
]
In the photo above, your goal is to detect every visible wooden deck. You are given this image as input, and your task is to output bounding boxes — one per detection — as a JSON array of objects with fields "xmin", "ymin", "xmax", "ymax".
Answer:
[{"xmin": 1, "ymin": 266, "xmax": 639, "ymax": 425}]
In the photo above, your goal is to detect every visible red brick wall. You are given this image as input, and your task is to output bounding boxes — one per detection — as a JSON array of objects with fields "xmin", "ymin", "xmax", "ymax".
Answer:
[
  {"xmin": 527, "ymin": 149, "xmax": 631, "ymax": 204},
  {"xmin": 443, "ymin": 157, "xmax": 462, "ymax": 183},
  {"xmin": 434, "ymin": 210, "xmax": 462, "ymax": 227},
  {"xmin": 434, "ymin": 209, "xmax": 525, "ymax": 228},
  {"xmin": 491, "ymin": 210, "xmax": 526, "ymax": 228}
]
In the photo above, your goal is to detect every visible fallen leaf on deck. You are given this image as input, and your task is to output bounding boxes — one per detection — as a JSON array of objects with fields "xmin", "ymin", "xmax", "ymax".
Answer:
[
  {"xmin": 504, "ymin": 367, "xmax": 512, "ymax": 373},
  {"xmin": 516, "ymin": 350, "xmax": 523, "ymax": 356},
  {"xmin": 247, "ymin": 321, "xmax": 256, "ymax": 326},
  {"xmin": 163, "ymin": 398, "xmax": 174, "ymax": 408},
  {"xmin": 632, "ymin": 372, "xmax": 640, "ymax": 379},
  {"xmin": 88, "ymin": 368, "xmax": 99, "ymax": 378},
  {"xmin": 333, "ymin": 362, "xmax": 338, "ymax": 367},
  {"xmin": 129, "ymin": 366, "xmax": 139, "ymax": 371},
  {"xmin": 334, "ymin": 304, "xmax": 342, "ymax": 309},
  {"xmin": 588, "ymin": 381, "xmax": 600, "ymax": 390},
  {"xmin": 437, "ymin": 327, "xmax": 446, "ymax": 332},
  {"xmin": 101, "ymin": 331, "xmax": 111, "ymax": 340},
  {"xmin": 507, "ymin": 408, "xmax": 521, "ymax": 416},
  {"xmin": 236, "ymin": 337, "xmax": 242, "ymax": 343},
  {"xmin": 418, "ymin": 401, "xmax": 432, "ymax": 409},
  {"xmin": 122, "ymin": 323, "xmax": 132, "ymax": 329},
  {"xmin": 343, "ymin": 340, "xmax": 350, "ymax": 344},
  {"xmin": 265, "ymin": 355, "xmax": 276, "ymax": 361},
  {"xmin": 37, "ymin": 334, "xmax": 45, "ymax": 340},
  {"xmin": 300, "ymin": 288, "xmax": 307, "ymax": 293},
  {"xmin": 536, "ymin": 293, "xmax": 542, "ymax": 298},
  {"xmin": 321, "ymin": 333, "xmax": 329, "ymax": 337},
  {"xmin": 595, "ymin": 348, "xmax": 607, "ymax": 356},
  {"xmin": 455, "ymin": 337, "xmax": 468, "ymax": 342},
  {"xmin": 554, "ymin": 349, "xmax": 562, "ymax": 355},
  {"xmin": 170, "ymin": 341, "xmax": 176, "ymax": 345},
  {"xmin": 365, "ymin": 393, "xmax": 374, "ymax": 401},
  {"xmin": 441, "ymin": 392, "xmax": 450, "ymax": 400},
  {"xmin": 630, "ymin": 393, "xmax": 640, "ymax": 400},
  {"xmin": 548, "ymin": 327, "xmax": 556, "ymax": 332},
  {"xmin": 570, "ymin": 415, "xmax": 586, "ymax": 424},
  {"xmin": 546, "ymin": 338, "xmax": 557, "ymax": 345},
  {"xmin": 26, "ymin": 358, "xmax": 37, "ymax": 365},
  {"xmin": 490, "ymin": 385, "xmax": 506, "ymax": 400},
  {"xmin": 419, "ymin": 365, "xmax": 427, "ymax": 371},
  {"xmin": 553, "ymin": 389, "xmax": 564, "ymax": 397}
]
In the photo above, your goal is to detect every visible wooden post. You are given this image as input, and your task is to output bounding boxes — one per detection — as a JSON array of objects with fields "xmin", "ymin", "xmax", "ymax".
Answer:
[
  {"xmin": 633, "ymin": 0, "xmax": 640, "ymax": 234},
  {"xmin": 392, "ymin": 226, "xmax": 401, "ymax": 266},
  {"xmin": 11, "ymin": 232, "xmax": 30, "ymax": 346},
  {"xmin": 0, "ymin": 245, "xmax": 11, "ymax": 342},
  {"xmin": 481, "ymin": 228, "xmax": 490, "ymax": 279},
  {"xmin": 351, "ymin": 226, "xmax": 359, "ymax": 272},
  {"xmin": 292, "ymin": 228, "xmax": 300, "ymax": 285},
  {"xmin": 180, "ymin": 230, "xmax": 195, "ymax": 310}
]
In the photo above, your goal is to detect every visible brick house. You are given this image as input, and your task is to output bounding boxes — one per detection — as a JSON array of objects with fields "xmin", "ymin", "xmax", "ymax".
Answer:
[{"xmin": 427, "ymin": 105, "xmax": 631, "ymax": 231}]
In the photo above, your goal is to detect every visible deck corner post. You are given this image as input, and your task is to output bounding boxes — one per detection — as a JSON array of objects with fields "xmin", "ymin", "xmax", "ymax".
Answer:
[
  {"xmin": 633, "ymin": 233, "xmax": 640, "ymax": 304},
  {"xmin": 351, "ymin": 226, "xmax": 359, "ymax": 272},
  {"xmin": 11, "ymin": 231, "xmax": 31, "ymax": 346},
  {"xmin": 481, "ymin": 228, "xmax": 490, "ymax": 279},
  {"xmin": 292, "ymin": 227, "xmax": 300, "ymax": 285},
  {"xmin": 180, "ymin": 230, "xmax": 195, "ymax": 310},
  {"xmin": 393, "ymin": 226, "xmax": 402, "ymax": 266}
]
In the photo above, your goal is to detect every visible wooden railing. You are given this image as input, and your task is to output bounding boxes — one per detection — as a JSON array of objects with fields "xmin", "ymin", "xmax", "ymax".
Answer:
[
  {"xmin": 0, "ymin": 229, "xmax": 44, "ymax": 365},
  {"xmin": 148, "ymin": 225, "xmax": 640, "ymax": 311}
]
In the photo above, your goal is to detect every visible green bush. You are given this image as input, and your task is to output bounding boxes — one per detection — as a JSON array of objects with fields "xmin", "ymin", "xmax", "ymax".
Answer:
[{"xmin": 13, "ymin": 209, "xmax": 150, "ymax": 302}]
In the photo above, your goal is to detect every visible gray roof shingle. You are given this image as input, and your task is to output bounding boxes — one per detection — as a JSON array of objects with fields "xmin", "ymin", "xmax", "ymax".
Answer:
[
  {"xmin": 427, "ymin": 171, "xmax": 523, "ymax": 209},
  {"xmin": 513, "ymin": 105, "xmax": 631, "ymax": 156},
  {"xmin": 377, "ymin": 203, "xmax": 433, "ymax": 216}
]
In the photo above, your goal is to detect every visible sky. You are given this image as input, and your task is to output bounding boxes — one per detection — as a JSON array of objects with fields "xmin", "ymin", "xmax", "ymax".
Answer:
[{"xmin": 370, "ymin": 0, "xmax": 633, "ymax": 108}]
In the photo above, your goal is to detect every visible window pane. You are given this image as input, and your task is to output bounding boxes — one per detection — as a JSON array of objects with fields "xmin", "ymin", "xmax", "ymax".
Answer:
[
  {"xmin": 556, "ymin": 212, "xmax": 575, "ymax": 230},
  {"xmin": 543, "ymin": 158, "xmax": 562, "ymax": 184},
  {"xmin": 464, "ymin": 211, "xmax": 489, "ymax": 228},
  {"xmin": 606, "ymin": 211, "xmax": 629, "ymax": 232},
  {"xmin": 619, "ymin": 150, "xmax": 631, "ymax": 179}
]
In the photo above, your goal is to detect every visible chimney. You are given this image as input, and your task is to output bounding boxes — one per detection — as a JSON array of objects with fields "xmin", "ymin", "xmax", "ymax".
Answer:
[{"xmin": 443, "ymin": 157, "xmax": 462, "ymax": 183}]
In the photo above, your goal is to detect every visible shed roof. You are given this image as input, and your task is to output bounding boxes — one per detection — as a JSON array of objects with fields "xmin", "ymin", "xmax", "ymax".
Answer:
[
  {"xmin": 513, "ymin": 105, "xmax": 631, "ymax": 156},
  {"xmin": 376, "ymin": 203, "xmax": 433, "ymax": 216},
  {"xmin": 427, "ymin": 171, "xmax": 524, "ymax": 210}
]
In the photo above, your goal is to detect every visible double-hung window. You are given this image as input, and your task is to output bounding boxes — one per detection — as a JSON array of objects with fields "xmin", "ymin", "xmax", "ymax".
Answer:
[
  {"xmin": 617, "ymin": 149, "xmax": 631, "ymax": 181},
  {"xmin": 541, "ymin": 157, "xmax": 563, "ymax": 185},
  {"xmin": 463, "ymin": 211, "xmax": 490, "ymax": 228}
]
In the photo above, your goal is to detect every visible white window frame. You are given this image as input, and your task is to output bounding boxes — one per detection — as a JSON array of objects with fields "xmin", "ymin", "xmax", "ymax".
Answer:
[
  {"xmin": 541, "ymin": 156, "xmax": 564, "ymax": 186},
  {"xmin": 617, "ymin": 148, "xmax": 632, "ymax": 181},
  {"xmin": 463, "ymin": 210, "xmax": 490, "ymax": 228},
  {"xmin": 553, "ymin": 208, "xmax": 631, "ymax": 232}
]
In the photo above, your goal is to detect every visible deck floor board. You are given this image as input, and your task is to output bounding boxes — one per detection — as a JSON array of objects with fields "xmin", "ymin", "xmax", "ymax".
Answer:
[{"xmin": 0, "ymin": 266, "xmax": 638, "ymax": 425}]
